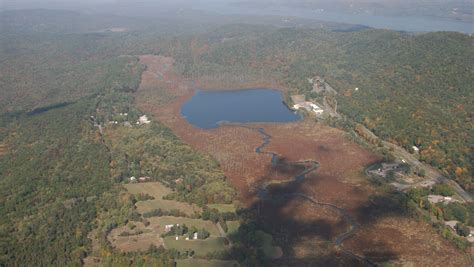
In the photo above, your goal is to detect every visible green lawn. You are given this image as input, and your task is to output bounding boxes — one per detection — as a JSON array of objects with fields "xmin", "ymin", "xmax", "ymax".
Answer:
[
  {"xmin": 226, "ymin": 221, "xmax": 240, "ymax": 236},
  {"xmin": 164, "ymin": 237, "xmax": 229, "ymax": 256},
  {"xmin": 148, "ymin": 216, "xmax": 220, "ymax": 236},
  {"xmin": 256, "ymin": 230, "xmax": 282, "ymax": 259},
  {"xmin": 124, "ymin": 182, "xmax": 172, "ymax": 198},
  {"xmin": 207, "ymin": 204, "xmax": 236, "ymax": 213},
  {"xmin": 124, "ymin": 182, "xmax": 202, "ymax": 216}
]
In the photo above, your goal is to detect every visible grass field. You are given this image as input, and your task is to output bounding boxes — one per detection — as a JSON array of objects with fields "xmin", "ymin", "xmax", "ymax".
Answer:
[
  {"xmin": 256, "ymin": 230, "xmax": 283, "ymax": 259},
  {"xmin": 164, "ymin": 237, "xmax": 229, "ymax": 256},
  {"xmin": 226, "ymin": 221, "xmax": 240, "ymax": 236},
  {"xmin": 147, "ymin": 216, "xmax": 221, "ymax": 236},
  {"xmin": 107, "ymin": 222, "xmax": 164, "ymax": 252},
  {"xmin": 207, "ymin": 204, "xmax": 236, "ymax": 213},
  {"xmin": 176, "ymin": 259, "xmax": 239, "ymax": 267},
  {"xmin": 125, "ymin": 182, "xmax": 172, "ymax": 198},
  {"xmin": 124, "ymin": 182, "xmax": 202, "ymax": 216}
]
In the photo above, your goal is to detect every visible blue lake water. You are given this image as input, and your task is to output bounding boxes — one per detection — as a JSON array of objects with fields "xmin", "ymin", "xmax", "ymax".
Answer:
[{"xmin": 181, "ymin": 88, "xmax": 300, "ymax": 129}]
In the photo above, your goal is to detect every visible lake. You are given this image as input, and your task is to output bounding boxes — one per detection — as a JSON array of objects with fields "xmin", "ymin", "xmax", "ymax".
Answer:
[
  {"xmin": 193, "ymin": 2, "xmax": 474, "ymax": 34},
  {"xmin": 181, "ymin": 88, "xmax": 300, "ymax": 129}
]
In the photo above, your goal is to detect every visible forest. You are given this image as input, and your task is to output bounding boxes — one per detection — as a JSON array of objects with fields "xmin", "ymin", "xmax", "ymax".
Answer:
[{"xmin": 0, "ymin": 8, "xmax": 472, "ymax": 266}]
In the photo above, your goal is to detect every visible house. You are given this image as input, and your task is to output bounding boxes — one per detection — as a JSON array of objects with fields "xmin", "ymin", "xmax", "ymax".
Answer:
[
  {"xmin": 175, "ymin": 236, "xmax": 179, "ymax": 240},
  {"xmin": 468, "ymin": 227, "xmax": 474, "ymax": 243},
  {"xmin": 307, "ymin": 78, "xmax": 314, "ymax": 84},
  {"xmin": 293, "ymin": 101, "xmax": 324, "ymax": 115},
  {"xmin": 412, "ymin": 146, "xmax": 420, "ymax": 153},
  {"xmin": 138, "ymin": 176, "xmax": 150, "ymax": 182},
  {"xmin": 428, "ymin": 195, "xmax": 457, "ymax": 204},
  {"xmin": 164, "ymin": 224, "xmax": 174, "ymax": 232},
  {"xmin": 174, "ymin": 178, "xmax": 184, "ymax": 184},
  {"xmin": 193, "ymin": 232, "xmax": 198, "ymax": 240},
  {"xmin": 129, "ymin": 176, "xmax": 136, "ymax": 182},
  {"xmin": 138, "ymin": 115, "xmax": 151, "ymax": 124},
  {"xmin": 445, "ymin": 220, "xmax": 459, "ymax": 232}
]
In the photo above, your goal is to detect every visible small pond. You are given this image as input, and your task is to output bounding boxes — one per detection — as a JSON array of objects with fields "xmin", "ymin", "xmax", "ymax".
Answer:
[{"xmin": 181, "ymin": 88, "xmax": 300, "ymax": 129}]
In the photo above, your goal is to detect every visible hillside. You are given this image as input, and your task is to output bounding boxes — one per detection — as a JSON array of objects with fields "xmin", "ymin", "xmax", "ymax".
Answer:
[{"xmin": 0, "ymin": 8, "xmax": 472, "ymax": 266}]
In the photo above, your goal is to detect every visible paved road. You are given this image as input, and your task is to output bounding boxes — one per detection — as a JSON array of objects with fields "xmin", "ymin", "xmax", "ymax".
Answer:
[
  {"xmin": 357, "ymin": 125, "xmax": 472, "ymax": 202},
  {"xmin": 382, "ymin": 140, "xmax": 472, "ymax": 202}
]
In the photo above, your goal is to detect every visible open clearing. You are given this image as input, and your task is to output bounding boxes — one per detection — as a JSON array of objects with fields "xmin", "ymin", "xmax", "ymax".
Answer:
[
  {"xmin": 108, "ymin": 221, "xmax": 163, "ymax": 252},
  {"xmin": 108, "ymin": 216, "xmax": 221, "ymax": 253},
  {"xmin": 125, "ymin": 182, "xmax": 172, "ymax": 198},
  {"xmin": 207, "ymin": 203, "xmax": 236, "ymax": 213},
  {"xmin": 135, "ymin": 55, "xmax": 471, "ymax": 266},
  {"xmin": 176, "ymin": 259, "xmax": 239, "ymax": 267},
  {"xmin": 124, "ymin": 182, "xmax": 202, "ymax": 216},
  {"xmin": 0, "ymin": 143, "xmax": 7, "ymax": 156},
  {"xmin": 256, "ymin": 230, "xmax": 283, "ymax": 259},
  {"xmin": 226, "ymin": 221, "xmax": 240, "ymax": 236},
  {"xmin": 147, "ymin": 216, "xmax": 221, "ymax": 237},
  {"xmin": 164, "ymin": 236, "xmax": 229, "ymax": 255}
]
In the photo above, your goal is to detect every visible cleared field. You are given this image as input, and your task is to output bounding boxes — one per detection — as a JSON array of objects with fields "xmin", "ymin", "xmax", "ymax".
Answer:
[
  {"xmin": 207, "ymin": 204, "xmax": 236, "ymax": 213},
  {"xmin": 124, "ymin": 182, "xmax": 202, "ymax": 216},
  {"xmin": 164, "ymin": 236, "xmax": 229, "ymax": 256},
  {"xmin": 107, "ymin": 215, "xmax": 222, "ymax": 253},
  {"xmin": 176, "ymin": 259, "xmax": 239, "ymax": 267},
  {"xmin": 0, "ymin": 144, "xmax": 7, "ymax": 156},
  {"xmin": 107, "ymin": 222, "xmax": 163, "ymax": 252},
  {"xmin": 256, "ymin": 230, "xmax": 282, "ymax": 259},
  {"xmin": 226, "ymin": 221, "xmax": 240, "ymax": 236},
  {"xmin": 147, "ymin": 216, "xmax": 220, "ymax": 236},
  {"xmin": 135, "ymin": 199, "xmax": 202, "ymax": 216},
  {"xmin": 125, "ymin": 182, "xmax": 171, "ymax": 198}
]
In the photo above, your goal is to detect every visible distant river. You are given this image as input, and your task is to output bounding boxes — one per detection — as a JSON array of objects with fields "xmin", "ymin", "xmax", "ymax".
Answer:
[
  {"xmin": 192, "ymin": 2, "xmax": 474, "ymax": 34},
  {"xmin": 181, "ymin": 89, "xmax": 300, "ymax": 129}
]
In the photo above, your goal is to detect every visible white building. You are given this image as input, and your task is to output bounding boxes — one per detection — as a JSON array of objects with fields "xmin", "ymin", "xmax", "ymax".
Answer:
[
  {"xmin": 138, "ymin": 115, "xmax": 151, "ymax": 125},
  {"xmin": 193, "ymin": 232, "xmax": 198, "ymax": 240},
  {"xmin": 129, "ymin": 176, "xmax": 136, "ymax": 182},
  {"xmin": 412, "ymin": 146, "xmax": 420, "ymax": 153},
  {"xmin": 164, "ymin": 224, "xmax": 174, "ymax": 232}
]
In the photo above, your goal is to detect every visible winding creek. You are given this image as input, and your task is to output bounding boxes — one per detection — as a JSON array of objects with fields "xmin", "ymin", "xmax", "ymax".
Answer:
[{"xmin": 250, "ymin": 126, "xmax": 375, "ymax": 266}]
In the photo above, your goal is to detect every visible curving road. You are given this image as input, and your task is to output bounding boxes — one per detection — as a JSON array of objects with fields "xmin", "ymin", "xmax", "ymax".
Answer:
[{"xmin": 249, "ymin": 126, "xmax": 375, "ymax": 266}]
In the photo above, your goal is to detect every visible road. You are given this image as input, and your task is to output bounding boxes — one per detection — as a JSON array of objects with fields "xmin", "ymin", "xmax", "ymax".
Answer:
[{"xmin": 357, "ymin": 125, "xmax": 472, "ymax": 202}]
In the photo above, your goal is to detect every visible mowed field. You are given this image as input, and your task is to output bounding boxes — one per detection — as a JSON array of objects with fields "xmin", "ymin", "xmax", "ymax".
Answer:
[
  {"xmin": 176, "ymin": 259, "xmax": 240, "ymax": 267},
  {"xmin": 124, "ymin": 182, "xmax": 202, "ymax": 216},
  {"xmin": 108, "ymin": 221, "xmax": 163, "ymax": 252},
  {"xmin": 226, "ymin": 221, "xmax": 240, "ymax": 236},
  {"xmin": 147, "ymin": 216, "xmax": 221, "ymax": 237},
  {"xmin": 0, "ymin": 143, "xmax": 7, "ymax": 156},
  {"xmin": 135, "ymin": 55, "xmax": 471, "ymax": 266},
  {"xmin": 207, "ymin": 204, "xmax": 236, "ymax": 213},
  {"xmin": 164, "ymin": 236, "xmax": 229, "ymax": 256},
  {"xmin": 113, "ymin": 181, "xmax": 230, "ymax": 254}
]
